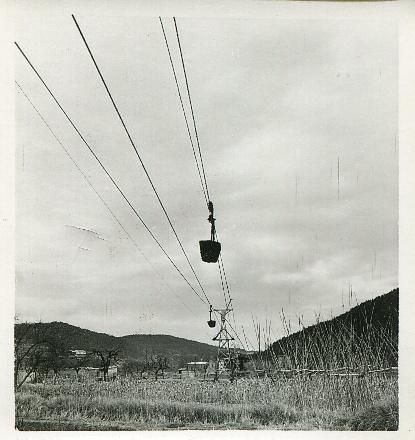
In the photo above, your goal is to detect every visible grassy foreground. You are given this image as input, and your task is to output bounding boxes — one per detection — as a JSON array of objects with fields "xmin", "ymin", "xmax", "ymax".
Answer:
[{"xmin": 15, "ymin": 375, "xmax": 398, "ymax": 431}]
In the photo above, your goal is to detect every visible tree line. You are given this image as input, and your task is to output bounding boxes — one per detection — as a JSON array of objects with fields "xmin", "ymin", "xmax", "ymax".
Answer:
[{"xmin": 14, "ymin": 319, "xmax": 173, "ymax": 389}]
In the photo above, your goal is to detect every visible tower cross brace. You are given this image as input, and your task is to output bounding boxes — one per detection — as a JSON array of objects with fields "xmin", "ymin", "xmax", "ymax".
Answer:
[{"xmin": 212, "ymin": 300, "xmax": 235, "ymax": 380}]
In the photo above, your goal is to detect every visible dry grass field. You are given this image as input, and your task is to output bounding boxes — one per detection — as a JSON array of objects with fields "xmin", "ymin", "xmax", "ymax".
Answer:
[
  {"xmin": 14, "ymin": 291, "xmax": 399, "ymax": 431},
  {"xmin": 15, "ymin": 373, "xmax": 398, "ymax": 431}
]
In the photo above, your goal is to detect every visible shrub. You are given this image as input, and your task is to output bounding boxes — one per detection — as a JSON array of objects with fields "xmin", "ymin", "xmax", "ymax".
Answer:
[{"xmin": 349, "ymin": 398, "xmax": 398, "ymax": 431}]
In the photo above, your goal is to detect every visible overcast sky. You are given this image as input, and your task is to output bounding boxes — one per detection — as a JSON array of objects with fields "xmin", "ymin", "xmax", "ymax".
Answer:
[{"xmin": 15, "ymin": 16, "xmax": 398, "ymax": 346}]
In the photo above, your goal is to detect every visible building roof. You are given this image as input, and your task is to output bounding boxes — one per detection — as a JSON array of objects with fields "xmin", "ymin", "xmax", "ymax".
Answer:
[{"xmin": 70, "ymin": 349, "xmax": 87, "ymax": 355}]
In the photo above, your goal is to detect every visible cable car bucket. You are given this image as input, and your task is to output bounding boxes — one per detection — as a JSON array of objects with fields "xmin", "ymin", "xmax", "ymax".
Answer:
[
  {"xmin": 199, "ymin": 201, "xmax": 221, "ymax": 263},
  {"xmin": 207, "ymin": 304, "xmax": 216, "ymax": 328}
]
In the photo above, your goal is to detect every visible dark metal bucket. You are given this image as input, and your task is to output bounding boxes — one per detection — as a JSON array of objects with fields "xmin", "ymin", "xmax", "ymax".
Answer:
[{"xmin": 199, "ymin": 240, "xmax": 221, "ymax": 263}]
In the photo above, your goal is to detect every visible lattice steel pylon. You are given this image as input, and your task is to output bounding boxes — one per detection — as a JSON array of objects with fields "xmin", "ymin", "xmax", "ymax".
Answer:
[{"xmin": 212, "ymin": 299, "xmax": 235, "ymax": 381}]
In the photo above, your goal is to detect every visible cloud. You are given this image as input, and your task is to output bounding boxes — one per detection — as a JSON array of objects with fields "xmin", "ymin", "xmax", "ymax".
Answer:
[{"xmin": 15, "ymin": 17, "xmax": 398, "ymax": 344}]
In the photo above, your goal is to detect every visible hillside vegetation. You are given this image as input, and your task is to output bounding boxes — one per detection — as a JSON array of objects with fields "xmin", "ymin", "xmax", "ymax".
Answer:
[
  {"xmin": 268, "ymin": 288, "xmax": 398, "ymax": 369},
  {"xmin": 15, "ymin": 288, "xmax": 398, "ymax": 431},
  {"xmin": 14, "ymin": 321, "xmax": 218, "ymax": 367},
  {"xmin": 15, "ymin": 288, "xmax": 398, "ymax": 370}
]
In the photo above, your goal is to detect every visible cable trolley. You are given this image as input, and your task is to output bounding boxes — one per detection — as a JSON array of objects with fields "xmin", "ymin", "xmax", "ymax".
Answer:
[
  {"xmin": 207, "ymin": 304, "xmax": 216, "ymax": 328},
  {"xmin": 199, "ymin": 201, "xmax": 221, "ymax": 263}
]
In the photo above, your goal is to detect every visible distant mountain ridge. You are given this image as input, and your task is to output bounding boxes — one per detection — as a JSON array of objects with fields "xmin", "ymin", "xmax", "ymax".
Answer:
[
  {"xmin": 15, "ymin": 288, "xmax": 398, "ymax": 369},
  {"xmin": 14, "ymin": 321, "xmax": 218, "ymax": 366}
]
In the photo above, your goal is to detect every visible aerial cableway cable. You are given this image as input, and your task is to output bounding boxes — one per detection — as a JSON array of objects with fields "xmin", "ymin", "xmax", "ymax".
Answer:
[
  {"xmin": 220, "ymin": 256, "xmax": 231, "ymax": 303},
  {"xmin": 167, "ymin": 18, "xmax": 221, "ymax": 264},
  {"xmin": 159, "ymin": 16, "xmax": 209, "ymax": 207},
  {"xmin": 15, "ymin": 80, "xmax": 194, "ymax": 314},
  {"xmin": 162, "ymin": 18, "xmax": 242, "ymax": 345},
  {"xmin": 162, "ymin": 19, "xmax": 235, "ymax": 309},
  {"xmin": 14, "ymin": 41, "xmax": 208, "ymax": 306},
  {"xmin": 220, "ymin": 258, "xmax": 231, "ymax": 304},
  {"xmin": 173, "ymin": 17, "xmax": 210, "ymax": 204},
  {"xmin": 71, "ymin": 14, "xmax": 211, "ymax": 307},
  {"xmin": 168, "ymin": 20, "xmax": 249, "ymax": 359},
  {"xmin": 217, "ymin": 249, "xmax": 228, "ymax": 305},
  {"xmin": 162, "ymin": 19, "xmax": 247, "ymax": 356},
  {"xmin": 161, "ymin": 19, "xmax": 229, "ymax": 307},
  {"xmin": 173, "ymin": 20, "xmax": 244, "ymax": 352}
]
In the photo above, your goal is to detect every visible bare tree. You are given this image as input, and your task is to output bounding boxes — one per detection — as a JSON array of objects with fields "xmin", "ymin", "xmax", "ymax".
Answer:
[
  {"xmin": 14, "ymin": 321, "xmax": 54, "ymax": 389},
  {"xmin": 132, "ymin": 346, "xmax": 154, "ymax": 379},
  {"xmin": 68, "ymin": 351, "xmax": 93, "ymax": 380},
  {"xmin": 94, "ymin": 348, "xmax": 120, "ymax": 382},
  {"xmin": 152, "ymin": 354, "xmax": 169, "ymax": 380},
  {"xmin": 122, "ymin": 358, "xmax": 141, "ymax": 377}
]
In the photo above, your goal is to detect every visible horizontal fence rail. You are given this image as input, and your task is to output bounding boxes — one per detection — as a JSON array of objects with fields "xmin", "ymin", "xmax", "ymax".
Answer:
[{"xmin": 268, "ymin": 366, "xmax": 398, "ymax": 377}]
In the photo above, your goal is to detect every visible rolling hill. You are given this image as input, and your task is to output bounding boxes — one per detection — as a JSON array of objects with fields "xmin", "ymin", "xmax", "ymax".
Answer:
[
  {"xmin": 267, "ymin": 288, "xmax": 398, "ymax": 368},
  {"xmin": 15, "ymin": 288, "xmax": 398, "ymax": 370},
  {"xmin": 14, "ymin": 321, "xmax": 219, "ymax": 368}
]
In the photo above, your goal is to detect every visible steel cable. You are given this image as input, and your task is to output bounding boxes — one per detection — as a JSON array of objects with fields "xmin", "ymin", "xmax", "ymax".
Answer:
[
  {"xmin": 173, "ymin": 17, "xmax": 210, "ymax": 203},
  {"xmin": 72, "ymin": 14, "xmax": 211, "ymax": 306},
  {"xmin": 15, "ymin": 41, "xmax": 207, "ymax": 306},
  {"xmin": 16, "ymin": 80, "xmax": 194, "ymax": 314},
  {"xmin": 159, "ymin": 16, "xmax": 209, "ymax": 207}
]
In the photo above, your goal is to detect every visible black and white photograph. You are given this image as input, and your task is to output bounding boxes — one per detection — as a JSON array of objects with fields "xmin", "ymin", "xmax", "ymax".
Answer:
[{"xmin": 3, "ymin": 0, "xmax": 414, "ymax": 434}]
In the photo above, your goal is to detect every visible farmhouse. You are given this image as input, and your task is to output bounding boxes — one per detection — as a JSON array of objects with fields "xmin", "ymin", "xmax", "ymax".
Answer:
[
  {"xmin": 58, "ymin": 366, "xmax": 118, "ymax": 381},
  {"xmin": 179, "ymin": 361, "xmax": 213, "ymax": 378},
  {"xmin": 69, "ymin": 349, "xmax": 87, "ymax": 358},
  {"xmin": 178, "ymin": 355, "xmax": 259, "ymax": 378},
  {"xmin": 90, "ymin": 366, "xmax": 118, "ymax": 381}
]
